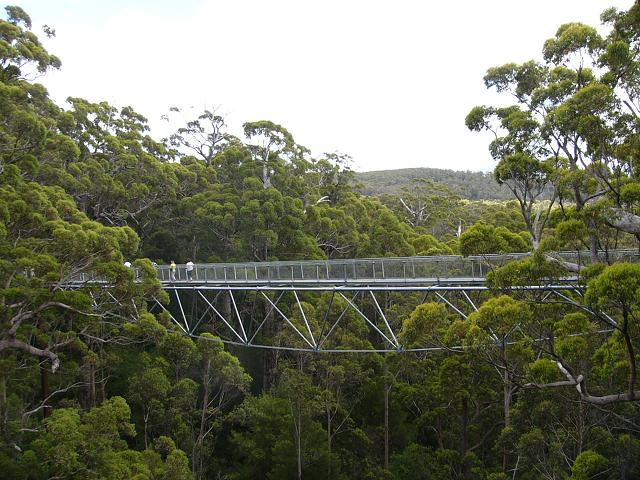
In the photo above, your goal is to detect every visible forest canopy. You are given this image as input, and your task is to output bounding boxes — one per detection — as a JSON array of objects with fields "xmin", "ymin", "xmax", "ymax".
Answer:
[{"xmin": 1, "ymin": 3, "xmax": 640, "ymax": 480}]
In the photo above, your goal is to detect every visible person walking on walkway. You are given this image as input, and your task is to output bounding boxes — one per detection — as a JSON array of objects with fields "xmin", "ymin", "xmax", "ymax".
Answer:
[
  {"xmin": 186, "ymin": 259, "xmax": 195, "ymax": 280},
  {"xmin": 170, "ymin": 260, "xmax": 177, "ymax": 281}
]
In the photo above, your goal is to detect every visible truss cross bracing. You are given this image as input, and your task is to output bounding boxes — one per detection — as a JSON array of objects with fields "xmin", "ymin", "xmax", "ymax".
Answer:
[{"xmin": 139, "ymin": 250, "xmax": 636, "ymax": 353}]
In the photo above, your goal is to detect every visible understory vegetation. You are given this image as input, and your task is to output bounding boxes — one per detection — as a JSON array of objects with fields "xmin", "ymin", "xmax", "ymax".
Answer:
[{"xmin": 2, "ymin": 3, "xmax": 640, "ymax": 479}]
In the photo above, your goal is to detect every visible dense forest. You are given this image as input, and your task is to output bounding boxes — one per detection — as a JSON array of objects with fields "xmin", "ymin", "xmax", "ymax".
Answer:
[
  {"xmin": 2, "ymin": 3, "xmax": 640, "ymax": 479},
  {"xmin": 355, "ymin": 168, "xmax": 512, "ymax": 200}
]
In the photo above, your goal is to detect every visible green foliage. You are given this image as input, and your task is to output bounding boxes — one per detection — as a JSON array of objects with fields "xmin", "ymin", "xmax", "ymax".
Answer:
[
  {"xmin": 228, "ymin": 390, "xmax": 331, "ymax": 480},
  {"xmin": 469, "ymin": 295, "xmax": 531, "ymax": 340},
  {"xmin": 487, "ymin": 251, "xmax": 566, "ymax": 288},
  {"xmin": 460, "ymin": 223, "xmax": 530, "ymax": 255},
  {"xmin": 466, "ymin": 0, "xmax": 640, "ymax": 251},
  {"xmin": 1, "ymin": 4, "xmax": 640, "ymax": 479},
  {"xmin": 379, "ymin": 178, "xmax": 462, "ymax": 235},
  {"xmin": 305, "ymin": 204, "xmax": 361, "ymax": 258},
  {"xmin": 390, "ymin": 444, "xmax": 484, "ymax": 480},
  {"xmin": 412, "ymin": 234, "xmax": 453, "ymax": 256},
  {"xmin": 400, "ymin": 302, "xmax": 449, "ymax": 348},
  {"xmin": 356, "ymin": 167, "xmax": 511, "ymax": 201},
  {"xmin": 527, "ymin": 358, "xmax": 563, "ymax": 384},
  {"xmin": 570, "ymin": 450, "xmax": 609, "ymax": 480},
  {"xmin": 28, "ymin": 397, "xmax": 192, "ymax": 480},
  {"xmin": 585, "ymin": 262, "xmax": 640, "ymax": 312},
  {"xmin": 0, "ymin": 5, "xmax": 61, "ymax": 81},
  {"xmin": 554, "ymin": 218, "xmax": 589, "ymax": 249}
]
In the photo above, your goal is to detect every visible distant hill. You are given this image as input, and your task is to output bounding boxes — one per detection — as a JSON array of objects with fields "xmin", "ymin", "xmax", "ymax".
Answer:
[{"xmin": 354, "ymin": 167, "xmax": 513, "ymax": 201}]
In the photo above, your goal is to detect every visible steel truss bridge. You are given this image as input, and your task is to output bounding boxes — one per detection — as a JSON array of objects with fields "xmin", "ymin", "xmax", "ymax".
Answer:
[{"xmin": 119, "ymin": 250, "xmax": 638, "ymax": 353}]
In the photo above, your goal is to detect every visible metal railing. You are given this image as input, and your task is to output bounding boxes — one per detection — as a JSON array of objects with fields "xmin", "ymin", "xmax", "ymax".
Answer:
[{"xmin": 148, "ymin": 250, "xmax": 640, "ymax": 286}]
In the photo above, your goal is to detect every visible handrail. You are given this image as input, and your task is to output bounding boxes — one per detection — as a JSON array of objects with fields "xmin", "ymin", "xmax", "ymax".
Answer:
[{"xmin": 139, "ymin": 249, "xmax": 639, "ymax": 286}]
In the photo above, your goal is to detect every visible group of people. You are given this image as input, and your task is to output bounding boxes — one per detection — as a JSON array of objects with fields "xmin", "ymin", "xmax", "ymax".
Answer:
[
  {"xmin": 170, "ymin": 260, "xmax": 195, "ymax": 281},
  {"xmin": 123, "ymin": 259, "xmax": 196, "ymax": 281}
]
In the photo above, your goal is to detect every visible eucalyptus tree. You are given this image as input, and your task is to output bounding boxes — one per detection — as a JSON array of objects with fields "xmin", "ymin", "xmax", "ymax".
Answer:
[
  {"xmin": 459, "ymin": 223, "xmax": 530, "ymax": 255},
  {"xmin": 243, "ymin": 120, "xmax": 295, "ymax": 189},
  {"xmin": 0, "ymin": 5, "xmax": 61, "ymax": 83},
  {"xmin": 566, "ymin": 263, "xmax": 640, "ymax": 404},
  {"xmin": 304, "ymin": 204, "xmax": 361, "ymax": 258},
  {"xmin": 399, "ymin": 302, "xmax": 503, "ymax": 468},
  {"xmin": 28, "ymin": 397, "xmax": 193, "ymax": 479},
  {"xmin": 175, "ymin": 183, "xmax": 240, "ymax": 261},
  {"xmin": 0, "ymin": 7, "xmax": 64, "ymax": 178},
  {"xmin": 382, "ymin": 178, "xmax": 462, "ymax": 235},
  {"xmin": 0, "ymin": 171, "xmax": 169, "ymax": 429},
  {"xmin": 338, "ymin": 194, "xmax": 415, "ymax": 258},
  {"xmin": 237, "ymin": 178, "xmax": 322, "ymax": 261},
  {"xmin": 60, "ymin": 98, "xmax": 179, "ymax": 230},
  {"xmin": 192, "ymin": 334, "xmax": 250, "ymax": 480},
  {"xmin": 470, "ymin": 4, "xmax": 640, "ymax": 405},
  {"xmin": 467, "ymin": 3, "xmax": 640, "ymax": 255},
  {"xmin": 166, "ymin": 107, "xmax": 234, "ymax": 166},
  {"xmin": 308, "ymin": 152, "xmax": 355, "ymax": 205},
  {"xmin": 411, "ymin": 234, "xmax": 453, "ymax": 255},
  {"xmin": 128, "ymin": 361, "xmax": 172, "ymax": 449},
  {"xmin": 227, "ymin": 385, "xmax": 331, "ymax": 480},
  {"xmin": 0, "ymin": 173, "xmax": 139, "ymax": 371}
]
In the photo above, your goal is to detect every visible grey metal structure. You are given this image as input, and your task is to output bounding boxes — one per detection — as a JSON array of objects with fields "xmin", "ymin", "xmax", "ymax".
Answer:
[
  {"xmin": 154, "ymin": 250, "xmax": 638, "ymax": 287},
  {"xmin": 136, "ymin": 250, "xmax": 636, "ymax": 353}
]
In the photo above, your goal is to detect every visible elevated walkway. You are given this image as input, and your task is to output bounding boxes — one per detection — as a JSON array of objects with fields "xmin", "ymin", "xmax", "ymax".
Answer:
[
  {"xmin": 74, "ymin": 250, "xmax": 637, "ymax": 352},
  {"xmin": 153, "ymin": 250, "xmax": 637, "ymax": 290}
]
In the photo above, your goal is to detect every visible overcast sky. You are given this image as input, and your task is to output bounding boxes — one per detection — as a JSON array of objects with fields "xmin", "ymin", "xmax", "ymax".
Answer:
[{"xmin": 12, "ymin": 0, "xmax": 633, "ymax": 172}]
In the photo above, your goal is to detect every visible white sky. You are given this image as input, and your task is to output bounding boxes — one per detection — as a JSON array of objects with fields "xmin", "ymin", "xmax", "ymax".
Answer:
[{"xmin": 11, "ymin": 0, "xmax": 633, "ymax": 172}]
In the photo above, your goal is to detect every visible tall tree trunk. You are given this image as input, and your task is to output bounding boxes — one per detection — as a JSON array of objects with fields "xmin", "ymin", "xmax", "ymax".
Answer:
[
  {"xmin": 503, "ymin": 377, "xmax": 511, "ymax": 428},
  {"xmin": 197, "ymin": 358, "xmax": 212, "ymax": 479},
  {"xmin": 40, "ymin": 366, "xmax": 50, "ymax": 418},
  {"xmin": 502, "ymin": 346, "xmax": 511, "ymax": 472},
  {"xmin": 0, "ymin": 374, "xmax": 6, "ymax": 432},
  {"xmin": 296, "ymin": 407, "xmax": 303, "ymax": 480},
  {"xmin": 262, "ymin": 163, "xmax": 271, "ymax": 189},
  {"xmin": 461, "ymin": 397, "xmax": 469, "ymax": 454},
  {"xmin": 144, "ymin": 409, "xmax": 149, "ymax": 449},
  {"xmin": 622, "ymin": 311, "xmax": 638, "ymax": 399},
  {"xmin": 223, "ymin": 293, "xmax": 232, "ymax": 320},
  {"xmin": 577, "ymin": 401, "xmax": 585, "ymax": 454},
  {"xmin": 100, "ymin": 368, "xmax": 106, "ymax": 404},
  {"xmin": 589, "ymin": 231, "xmax": 598, "ymax": 264},
  {"xmin": 532, "ymin": 237, "xmax": 540, "ymax": 250},
  {"xmin": 192, "ymin": 236, "xmax": 198, "ymax": 264},
  {"xmin": 502, "ymin": 382, "xmax": 510, "ymax": 472},
  {"xmin": 88, "ymin": 360, "xmax": 96, "ymax": 408},
  {"xmin": 262, "ymin": 297, "xmax": 278, "ymax": 391},
  {"xmin": 384, "ymin": 361, "xmax": 390, "ymax": 470},
  {"xmin": 326, "ymin": 399, "xmax": 332, "ymax": 479}
]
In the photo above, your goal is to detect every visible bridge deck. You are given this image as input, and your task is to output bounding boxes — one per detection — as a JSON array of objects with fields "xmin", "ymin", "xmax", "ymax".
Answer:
[
  {"xmin": 75, "ymin": 250, "xmax": 636, "ymax": 352},
  {"xmin": 68, "ymin": 250, "xmax": 638, "ymax": 288},
  {"xmin": 147, "ymin": 250, "xmax": 636, "ymax": 287}
]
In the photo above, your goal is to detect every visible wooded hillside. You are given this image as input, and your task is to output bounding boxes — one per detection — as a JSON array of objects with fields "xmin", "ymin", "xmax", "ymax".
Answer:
[{"xmin": 355, "ymin": 167, "xmax": 513, "ymax": 200}]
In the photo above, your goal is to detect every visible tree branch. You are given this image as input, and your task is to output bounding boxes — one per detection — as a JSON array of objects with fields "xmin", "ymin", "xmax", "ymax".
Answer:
[
  {"xmin": 0, "ymin": 338, "xmax": 60, "ymax": 372},
  {"xmin": 525, "ymin": 361, "xmax": 640, "ymax": 405},
  {"xmin": 605, "ymin": 208, "xmax": 640, "ymax": 235}
]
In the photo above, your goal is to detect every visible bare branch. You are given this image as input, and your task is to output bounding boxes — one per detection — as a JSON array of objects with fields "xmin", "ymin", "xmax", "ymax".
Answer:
[
  {"xmin": 525, "ymin": 362, "xmax": 640, "ymax": 405},
  {"xmin": 0, "ymin": 338, "xmax": 60, "ymax": 372}
]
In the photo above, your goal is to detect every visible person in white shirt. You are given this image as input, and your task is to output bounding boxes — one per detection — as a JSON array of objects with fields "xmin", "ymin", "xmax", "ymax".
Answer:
[
  {"xmin": 170, "ymin": 260, "xmax": 177, "ymax": 281},
  {"xmin": 186, "ymin": 260, "xmax": 195, "ymax": 280}
]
